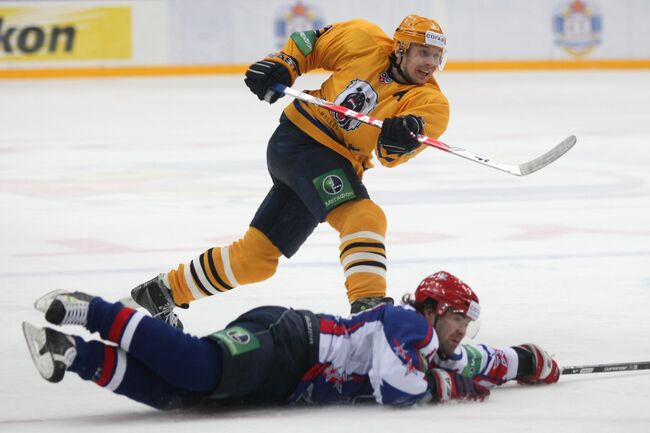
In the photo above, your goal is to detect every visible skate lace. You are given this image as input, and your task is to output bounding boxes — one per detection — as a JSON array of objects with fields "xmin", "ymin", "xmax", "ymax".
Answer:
[
  {"xmin": 63, "ymin": 301, "xmax": 88, "ymax": 325},
  {"xmin": 154, "ymin": 303, "xmax": 180, "ymax": 328}
]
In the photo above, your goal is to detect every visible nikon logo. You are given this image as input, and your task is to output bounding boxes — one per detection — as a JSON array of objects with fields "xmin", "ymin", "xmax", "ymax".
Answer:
[{"xmin": 0, "ymin": 18, "xmax": 75, "ymax": 55}]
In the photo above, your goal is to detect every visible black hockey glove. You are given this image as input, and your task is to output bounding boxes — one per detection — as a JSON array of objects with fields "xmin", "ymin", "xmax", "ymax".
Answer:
[
  {"xmin": 378, "ymin": 115, "xmax": 424, "ymax": 155},
  {"xmin": 426, "ymin": 368, "xmax": 490, "ymax": 403},
  {"xmin": 244, "ymin": 60, "xmax": 292, "ymax": 104}
]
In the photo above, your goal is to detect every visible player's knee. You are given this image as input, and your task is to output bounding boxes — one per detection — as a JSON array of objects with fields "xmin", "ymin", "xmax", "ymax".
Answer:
[
  {"xmin": 243, "ymin": 254, "xmax": 279, "ymax": 282},
  {"xmin": 327, "ymin": 199, "xmax": 387, "ymax": 234},
  {"xmin": 229, "ymin": 227, "xmax": 281, "ymax": 285}
]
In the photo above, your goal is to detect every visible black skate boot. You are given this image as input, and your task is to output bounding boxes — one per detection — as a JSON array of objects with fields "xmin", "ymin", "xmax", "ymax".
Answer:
[
  {"xmin": 131, "ymin": 274, "xmax": 187, "ymax": 329},
  {"xmin": 34, "ymin": 290, "xmax": 94, "ymax": 326},
  {"xmin": 350, "ymin": 296, "xmax": 394, "ymax": 314},
  {"xmin": 22, "ymin": 322, "xmax": 77, "ymax": 383}
]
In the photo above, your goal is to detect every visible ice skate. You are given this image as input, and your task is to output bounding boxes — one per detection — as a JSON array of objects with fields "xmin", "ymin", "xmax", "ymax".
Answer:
[
  {"xmin": 350, "ymin": 296, "xmax": 394, "ymax": 314},
  {"xmin": 22, "ymin": 322, "xmax": 76, "ymax": 383},
  {"xmin": 34, "ymin": 290, "xmax": 94, "ymax": 326},
  {"xmin": 131, "ymin": 274, "xmax": 186, "ymax": 329}
]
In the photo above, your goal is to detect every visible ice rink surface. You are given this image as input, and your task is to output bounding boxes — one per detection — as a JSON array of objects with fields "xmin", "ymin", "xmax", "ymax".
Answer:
[{"xmin": 1, "ymin": 70, "xmax": 649, "ymax": 432}]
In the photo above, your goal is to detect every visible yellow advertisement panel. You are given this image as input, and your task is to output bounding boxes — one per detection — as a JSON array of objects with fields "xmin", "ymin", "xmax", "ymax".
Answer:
[{"xmin": 0, "ymin": 6, "xmax": 132, "ymax": 61}]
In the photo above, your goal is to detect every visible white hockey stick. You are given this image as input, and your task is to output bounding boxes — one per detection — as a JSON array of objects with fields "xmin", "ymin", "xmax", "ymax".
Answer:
[{"xmin": 271, "ymin": 84, "xmax": 576, "ymax": 176}]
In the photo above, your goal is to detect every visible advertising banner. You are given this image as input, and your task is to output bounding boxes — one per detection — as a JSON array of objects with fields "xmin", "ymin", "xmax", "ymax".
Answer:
[
  {"xmin": 0, "ymin": 0, "xmax": 648, "ymax": 77},
  {"xmin": 0, "ymin": 5, "xmax": 131, "ymax": 62}
]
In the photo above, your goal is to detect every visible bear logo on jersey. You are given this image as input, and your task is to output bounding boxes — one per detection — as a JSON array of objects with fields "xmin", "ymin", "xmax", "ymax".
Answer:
[{"xmin": 333, "ymin": 79, "xmax": 378, "ymax": 131}]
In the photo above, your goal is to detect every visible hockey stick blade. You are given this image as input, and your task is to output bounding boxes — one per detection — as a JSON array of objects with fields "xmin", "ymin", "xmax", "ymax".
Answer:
[
  {"xmin": 272, "ymin": 84, "xmax": 576, "ymax": 176},
  {"xmin": 518, "ymin": 135, "xmax": 576, "ymax": 176},
  {"xmin": 561, "ymin": 361, "xmax": 650, "ymax": 375}
]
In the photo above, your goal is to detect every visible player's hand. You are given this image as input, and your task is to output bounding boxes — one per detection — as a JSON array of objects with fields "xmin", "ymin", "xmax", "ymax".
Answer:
[
  {"xmin": 378, "ymin": 115, "xmax": 424, "ymax": 155},
  {"xmin": 244, "ymin": 60, "xmax": 292, "ymax": 104},
  {"xmin": 427, "ymin": 368, "xmax": 490, "ymax": 403},
  {"xmin": 516, "ymin": 343, "xmax": 560, "ymax": 385}
]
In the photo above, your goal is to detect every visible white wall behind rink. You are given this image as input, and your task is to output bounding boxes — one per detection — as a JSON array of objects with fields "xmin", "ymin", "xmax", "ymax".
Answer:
[
  {"xmin": 169, "ymin": 0, "xmax": 650, "ymax": 63},
  {"xmin": 0, "ymin": 0, "xmax": 648, "ymax": 71}
]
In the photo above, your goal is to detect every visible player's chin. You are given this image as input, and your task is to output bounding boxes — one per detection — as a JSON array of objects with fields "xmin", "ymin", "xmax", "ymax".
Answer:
[
  {"xmin": 440, "ymin": 343, "xmax": 458, "ymax": 356},
  {"xmin": 410, "ymin": 71, "xmax": 432, "ymax": 85}
]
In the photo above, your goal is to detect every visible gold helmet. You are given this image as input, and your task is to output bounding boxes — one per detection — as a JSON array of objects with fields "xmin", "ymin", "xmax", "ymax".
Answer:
[{"xmin": 394, "ymin": 14, "xmax": 448, "ymax": 70}]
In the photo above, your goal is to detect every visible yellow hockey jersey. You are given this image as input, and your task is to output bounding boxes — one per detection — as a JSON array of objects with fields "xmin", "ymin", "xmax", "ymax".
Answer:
[{"xmin": 268, "ymin": 19, "xmax": 450, "ymax": 177}]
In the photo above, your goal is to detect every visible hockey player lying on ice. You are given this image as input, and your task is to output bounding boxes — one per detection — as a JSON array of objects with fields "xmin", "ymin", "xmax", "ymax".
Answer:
[{"xmin": 23, "ymin": 271, "xmax": 559, "ymax": 409}]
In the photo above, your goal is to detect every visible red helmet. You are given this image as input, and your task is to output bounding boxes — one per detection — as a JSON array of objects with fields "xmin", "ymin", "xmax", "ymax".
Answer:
[{"xmin": 415, "ymin": 271, "xmax": 480, "ymax": 321}]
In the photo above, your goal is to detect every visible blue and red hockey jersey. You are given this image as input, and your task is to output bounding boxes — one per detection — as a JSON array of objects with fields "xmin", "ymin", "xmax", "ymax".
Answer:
[{"xmin": 290, "ymin": 303, "xmax": 520, "ymax": 406}]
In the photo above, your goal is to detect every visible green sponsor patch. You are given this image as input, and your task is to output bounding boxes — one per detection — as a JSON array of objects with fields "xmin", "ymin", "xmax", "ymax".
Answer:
[
  {"xmin": 290, "ymin": 30, "xmax": 317, "ymax": 55},
  {"xmin": 210, "ymin": 326, "xmax": 260, "ymax": 356},
  {"xmin": 461, "ymin": 344, "xmax": 483, "ymax": 378},
  {"xmin": 313, "ymin": 168, "xmax": 356, "ymax": 211}
]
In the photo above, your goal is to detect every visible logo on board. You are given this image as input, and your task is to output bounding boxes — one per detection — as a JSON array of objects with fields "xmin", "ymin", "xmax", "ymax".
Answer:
[
  {"xmin": 553, "ymin": 0, "xmax": 602, "ymax": 57},
  {"xmin": 275, "ymin": 1, "xmax": 325, "ymax": 49}
]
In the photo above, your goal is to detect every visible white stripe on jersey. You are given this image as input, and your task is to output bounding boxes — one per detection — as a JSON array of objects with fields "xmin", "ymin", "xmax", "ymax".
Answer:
[
  {"xmin": 120, "ymin": 311, "xmax": 146, "ymax": 352},
  {"xmin": 319, "ymin": 319, "xmax": 382, "ymax": 373},
  {"xmin": 105, "ymin": 349, "xmax": 127, "ymax": 391}
]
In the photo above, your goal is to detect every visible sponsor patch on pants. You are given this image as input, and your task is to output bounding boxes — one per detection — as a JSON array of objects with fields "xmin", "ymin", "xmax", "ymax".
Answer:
[
  {"xmin": 313, "ymin": 168, "xmax": 356, "ymax": 211},
  {"xmin": 210, "ymin": 326, "xmax": 260, "ymax": 355}
]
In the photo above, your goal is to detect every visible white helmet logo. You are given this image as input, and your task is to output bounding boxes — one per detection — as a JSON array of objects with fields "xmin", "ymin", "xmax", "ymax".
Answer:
[{"xmin": 425, "ymin": 31, "xmax": 446, "ymax": 49}]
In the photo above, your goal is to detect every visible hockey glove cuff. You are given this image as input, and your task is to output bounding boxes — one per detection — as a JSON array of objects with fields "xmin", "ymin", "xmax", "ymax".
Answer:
[
  {"xmin": 244, "ymin": 59, "xmax": 293, "ymax": 104},
  {"xmin": 516, "ymin": 343, "xmax": 560, "ymax": 385},
  {"xmin": 427, "ymin": 368, "xmax": 490, "ymax": 403},
  {"xmin": 379, "ymin": 115, "xmax": 424, "ymax": 155}
]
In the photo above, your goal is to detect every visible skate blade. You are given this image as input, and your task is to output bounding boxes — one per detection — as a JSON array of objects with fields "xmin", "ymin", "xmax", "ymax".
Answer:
[
  {"xmin": 22, "ymin": 322, "xmax": 55, "ymax": 381},
  {"xmin": 119, "ymin": 295, "xmax": 140, "ymax": 308},
  {"xmin": 33, "ymin": 289, "xmax": 66, "ymax": 313}
]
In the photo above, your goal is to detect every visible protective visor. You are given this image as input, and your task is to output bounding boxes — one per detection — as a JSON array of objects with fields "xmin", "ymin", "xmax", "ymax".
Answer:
[{"xmin": 424, "ymin": 30, "xmax": 448, "ymax": 70}]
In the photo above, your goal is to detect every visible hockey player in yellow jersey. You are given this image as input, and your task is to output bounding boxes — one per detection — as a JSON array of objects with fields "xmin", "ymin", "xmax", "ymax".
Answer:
[{"xmin": 131, "ymin": 15, "xmax": 450, "ymax": 328}]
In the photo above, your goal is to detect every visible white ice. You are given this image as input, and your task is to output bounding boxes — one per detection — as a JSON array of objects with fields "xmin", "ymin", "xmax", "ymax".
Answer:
[{"xmin": 1, "ymin": 71, "xmax": 649, "ymax": 432}]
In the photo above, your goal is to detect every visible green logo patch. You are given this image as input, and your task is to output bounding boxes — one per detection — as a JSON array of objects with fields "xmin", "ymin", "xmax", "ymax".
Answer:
[
  {"xmin": 461, "ymin": 344, "xmax": 483, "ymax": 377},
  {"xmin": 210, "ymin": 326, "xmax": 260, "ymax": 356},
  {"xmin": 313, "ymin": 168, "xmax": 356, "ymax": 211},
  {"xmin": 290, "ymin": 30, "xmax": 317, "ymax": 55}
]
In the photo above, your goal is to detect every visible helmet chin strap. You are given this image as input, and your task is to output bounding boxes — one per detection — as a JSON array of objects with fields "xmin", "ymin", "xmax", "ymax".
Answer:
[{"xmin": 389, "ymin": 45, "xmax": 415, "ymax": 85}]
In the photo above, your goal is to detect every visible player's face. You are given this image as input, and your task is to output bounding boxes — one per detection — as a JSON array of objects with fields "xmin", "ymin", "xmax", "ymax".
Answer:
[
  {"xmin": 399, "ymin": 44, "xmax": 443, "ymax": 84},
  {"xmin": 433, "ymin": 311, "xmax": 471, "ymax": 356}
]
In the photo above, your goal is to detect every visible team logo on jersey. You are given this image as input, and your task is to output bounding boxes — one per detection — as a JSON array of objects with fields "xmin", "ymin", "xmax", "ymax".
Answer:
[
  {"xmin": 552, "ymin": 0, "xmax": 602, "ymax": 57},
  {"xmin": 379, "ymin": 71, "xmax": 393, "ymax": 84},
  {"xmin": 322, "ymin": 175, "xmax": 343, "ymax": 195},
  {"xmin": 313, "ymin": 168, "xmax": 356, "ymax": 211},
  {"xmin": 226, "ymin": 328, "xmax": 250, "ymax": 344},
  {"xmin": 332, "ymin": 79, "xmax": 378, "ymax": 131},
  {"xmin": 393, "ymin": 340, "xmax": 422, "ymax": 375},
  {"xmin": 323, "ymin": 364, "xmax": 346, "ymax": 392},
  {"xmin": 210, "ymin": 326, "xmax": 260, "ymax": 355},
  {"xmin": 274, "ymin": 2, "xmax": 325, "ymax": 50}
]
